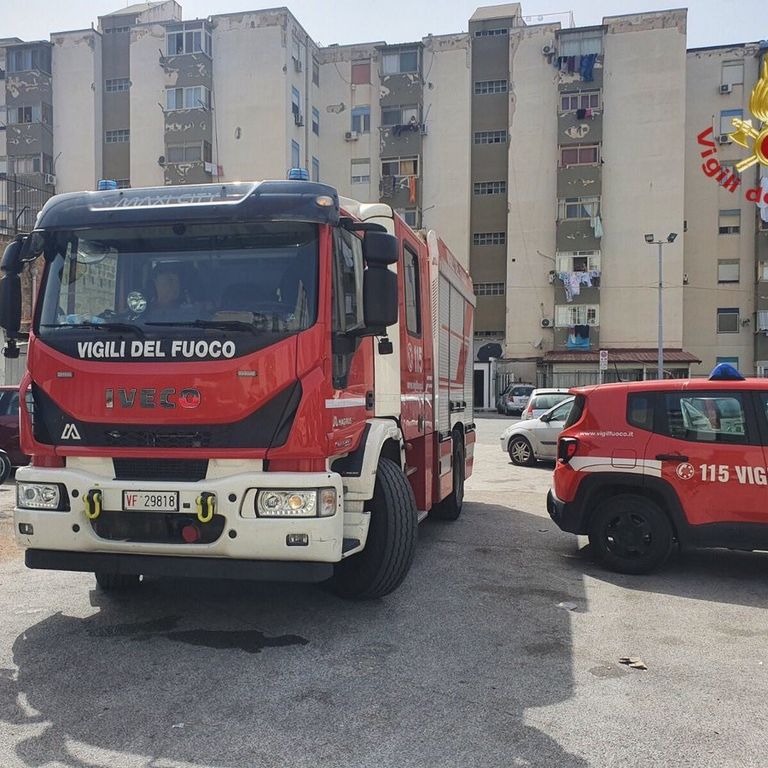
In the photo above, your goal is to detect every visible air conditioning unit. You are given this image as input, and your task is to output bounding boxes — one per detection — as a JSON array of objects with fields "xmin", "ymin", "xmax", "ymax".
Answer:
[
  {"xmin": 542, "ymin": 44, "xmax": 554, "ymax": 55},
  {"xmin": 293, "ymin": 57, "xmax": 303, "ymax": 73},
  {"xmin": 540, "ymin": 317, "xmax": 553, "ymax": 328},
  {"xmin": 294, "ymin": 112, "xmax": 304, "ymax": 127},
  {"xmin": 718, "ymin": 133, "xmax": 732, "ymax": 145},
  {"xmin": 547, "ymin": 271, "xmax": 556, "ymax": 284},
  {"xmin": 44, "ymin": 173, "xmax": 56, "ymax": 186},
  {"xmin": 719, "ymin": 83, "xmax": 732, "ymax": 94},
  {"xmin": 419, "ymin": 123, "xmax": 428, "ymax": 136},
  {"xmin": 344, "ymin": 131, "xmax": 359, "ymax": 141}
]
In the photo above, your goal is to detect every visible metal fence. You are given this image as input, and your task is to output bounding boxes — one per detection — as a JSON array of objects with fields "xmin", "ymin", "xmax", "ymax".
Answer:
[{"xmin": 0, "ymin": 176, "xmax": 53, "ymax": 235}]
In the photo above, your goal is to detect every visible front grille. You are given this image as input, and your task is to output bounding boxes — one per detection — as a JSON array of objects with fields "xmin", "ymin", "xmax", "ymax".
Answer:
[
  {"xmin": 104, "ymin": 430, "xmax": 212, "ymax": 449},
  {"xmin": 92, "ymin": 510, "xmax": 225, "ymax": 544},
  {"xmin": 113, "ymin": 458, "xmax": 209, "ymax": 482}
]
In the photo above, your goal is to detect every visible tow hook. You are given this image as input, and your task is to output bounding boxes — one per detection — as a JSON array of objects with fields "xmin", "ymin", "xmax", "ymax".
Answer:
[
  {"xmin": 196, "ymin": 492, "xmax": 216, "ymax": 524},
  {"xmin": 84, "ymin": 489, "xmax": 103, "ymax": 520}
]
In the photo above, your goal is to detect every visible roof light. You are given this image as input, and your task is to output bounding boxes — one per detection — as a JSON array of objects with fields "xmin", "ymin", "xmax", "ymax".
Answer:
[
  {"xmin": 709, "ymin": 362, "xmax": 745, "ymax": 381},
  {"xmin": 287, "ymin": 167, "xmax": 309, "ymax": 180}
]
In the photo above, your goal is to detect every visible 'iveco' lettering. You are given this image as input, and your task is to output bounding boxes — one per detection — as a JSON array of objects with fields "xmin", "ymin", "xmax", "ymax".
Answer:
[
  {"xmin": 105, "ymin": 387, "xmax": 201, "ymax": 410},
  {"xmin": 77, "ymin": 340, "xmax": 236, "ymax": 360}
]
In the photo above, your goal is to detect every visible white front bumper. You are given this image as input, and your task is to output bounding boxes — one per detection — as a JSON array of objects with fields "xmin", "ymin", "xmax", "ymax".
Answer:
[{"xmin": 14, "ymin": 465, "xmax": 351, "ymax": 563}]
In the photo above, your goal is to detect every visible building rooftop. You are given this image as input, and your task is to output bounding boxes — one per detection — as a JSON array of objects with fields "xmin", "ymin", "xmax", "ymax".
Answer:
[
  {"xmin": 102, "ymin": 2, "xmax": 164, "ymax": 17},
  {"xmin": 470, "ymin": 4, "xmax": 522, "ymax": 23}
]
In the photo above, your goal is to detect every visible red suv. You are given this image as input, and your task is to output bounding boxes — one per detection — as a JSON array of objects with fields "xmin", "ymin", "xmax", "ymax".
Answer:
[
  {"xmin": 548, "ymin": 372, "xmax": 768, "ymax": 573},
  {"xmin": 0, "ymin": 385, "xmax": 27, "ymax": 482}
]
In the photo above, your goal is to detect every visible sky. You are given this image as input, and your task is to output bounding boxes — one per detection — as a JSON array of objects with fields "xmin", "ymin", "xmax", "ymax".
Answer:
[{"xmin": 2, "ymin": 0, "xmax": 765, "ymax": 48}]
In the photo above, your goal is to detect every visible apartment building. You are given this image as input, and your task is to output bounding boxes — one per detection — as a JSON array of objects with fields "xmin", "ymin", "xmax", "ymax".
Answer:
[{"xmin": 2, "ymin": 1, "xmax": 767, "ymax": 403}]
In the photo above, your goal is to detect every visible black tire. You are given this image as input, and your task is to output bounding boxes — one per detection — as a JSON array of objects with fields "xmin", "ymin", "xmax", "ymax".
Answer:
[
  {"xmin": 330, "ymin": 457, "xmax": 417, "ymax": 599},
  {"xmin": 0, "ymin": 452, "xmax": 12, "ymax": 485},
  {"xmin": 588, "ymin": 494, "xmax": 673, "ymax": 574},
  {"xmin": 430, "ymin": 434, "xmax": 465, "ymax": 521},
  {"xmin": 508, "ymin": 436, "xmax": 536, "ymax": 466},
  {"xmin": 95, "ymin": 572, "xmax": 141, "ymax": 591}
]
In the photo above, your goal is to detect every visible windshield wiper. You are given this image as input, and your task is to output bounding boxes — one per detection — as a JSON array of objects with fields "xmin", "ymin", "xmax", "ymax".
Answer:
[
  {"xmin": 41, "ymin": 321, "xmax": 144, "ymax": 337},
  {"xmin": 144, "ymin": 319, "xmax": 262, "ymax": 335}
]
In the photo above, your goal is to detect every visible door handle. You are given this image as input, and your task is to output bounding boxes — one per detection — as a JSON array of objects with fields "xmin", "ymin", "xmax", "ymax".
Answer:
[{"xmin": 656, "ymin": 453, "xmax": 689, "ymax": 462}]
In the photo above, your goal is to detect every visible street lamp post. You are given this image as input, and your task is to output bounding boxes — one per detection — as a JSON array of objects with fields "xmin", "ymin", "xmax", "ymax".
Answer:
[{"xmin": 644, "ymin": 232, "xmax": 677, "ymax": 380}]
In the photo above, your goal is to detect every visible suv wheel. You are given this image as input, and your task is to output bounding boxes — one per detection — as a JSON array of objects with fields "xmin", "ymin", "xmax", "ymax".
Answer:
[
  {"xmin": 508, "ymin": 436, "xmax": 535, "ymax": 466},
  {"xmin": 588, "ymin": 494, "xmax": 673, "ymax": 574}
]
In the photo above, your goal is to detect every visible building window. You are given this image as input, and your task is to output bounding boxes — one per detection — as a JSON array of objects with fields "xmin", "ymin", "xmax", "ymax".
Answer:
[
  {"xmin": 291, "ymin": 36, "xmax": 304, "ymax": 72},
  {"xmin": 291, "ymin": 140, "xmax": 301, "ymax": 169},
  {"xmin": 311, "ymin": 107, "xmax": 320, "ymax": 135},
  {"xmin": 7, "ymin": 46, "xmax": 51, "ymax": 74},
  {"xmin": 403, "ymin": 245, "xmax": 422, "ymax": 335},
  {"xmin": 351, "ymin": 60, "xmax": 371, "ymax": 84},
  {"xmin": 556, "ymin": 251, "xmax": 600, "ymax": 272},
  {"xmin": 473, "ymin": 181, "xmax": 506, "ymax": 196},
  {"xmin": 312, "ymin": 157, "xmax": 320, "ymax": 182},
  {"xmin": 166, "ymin": 22, "xmax": 212, "ymax": 57},
  {"xmin": 9, "ymin": 154, "xmax": 41, "ymax": 174},
  {"xmin": 351, "ymin": 106, "xmax": 370, "ymax": 133},
  {"xmin": 473, "ymin": 130, "xmax": 508, "ymax": 144},
  {"xmin": 718, "ymin": 209, "xmax": 741, "ymax": 235},
  {"xmin": 475, "ymin": 330, "xmax": 504, "ymax": 338},
  {"xmin": 105, "ymin": 78, "xmax": 131, "ymax": 93},
  {"xmin": 722, "ymin": 60, "xmax": 744, "ymax": 87},
  {"xmin": 105, "ymin": 129, "xmax": 129, "ymax": 144},
  {"xmin": 560, "ymin": 90, "xmax": 600, "ymax": 112},
  {"xmin": 558, "ymin": 30, "xmax": 603, "ymax": 57},
  {"xmin": 7, "ymin": 106, "xmax": 33, "ymax": 124},
  {"xmin": 291, "ymin": 87, "xmax": 301, "ymax": 124},
  {"xmin": 474, "ymin": 79, "xmax": 507, "ymax": 95},
  {"xmin": 382, "ymin": 49, "xmax": 418, "ymax": 75},
  {"xmin": 559, "ymin": 196, "xmax": 600, "ymax": 220},
  {"xmin": 473, "ymin": 282, "xmax": 505, "ymax": 296},
  {"xmin": 555, "ymin": 304, "xmax": 599, "ymax": 327},
  {"xmin": 166, "ymin": 141, "xmax": 211, "ymax": 163},
  {"xmin": 165, "ymin": 86, "xmax": 211, "ymax": 111},
  {"xmin": 716, "ymin": 356, "xmax": 740, "ymax": 368},
  {"xmin": 312, "ymin": 57, "xmax": 320, "ymax": 86},
  {"xmin": 115, "ymin": 179, "xmax": 130, "ymax": 189},
  {"xmin": 474, "ymin": 28, "xmax": 508, "ymax": 37},
  {"xmin": 104, "ymin": 25, "xmax": 130, "ymax": 34},
  {"xmin": 717, "ymin": 259, "xmax": 740, "ymax": 283},
  {"xmin": 351, "ymin": 158, "xmax": 370, "ymax": 184},
  {"xmin": 560, "ymin": 144, "xmax": 599, "ymax": 166},
  {"xmin": 717, "ymin": 307, "xmax": 739, "ymax": 333},
  {"xmin": 381, "ymin": 105, "xmax": 419, "ymax": 127},
  {"xmin": 720, "ymin": 109, "xmax": 742, "ymax": 135},
  {"xmin": 381, "ymin": 156, "xmax": 418, "ymax": 177},
  {"xmin": 473, "ymin": 232, "xmax": 506, "ymax": 246},
  {"xmin": 760, "ymin": 263, "xmax": 768, "ymax": 281},
  {"xmin": 402, "ymin": 209, "xmax": 418, "ymax": 228}
]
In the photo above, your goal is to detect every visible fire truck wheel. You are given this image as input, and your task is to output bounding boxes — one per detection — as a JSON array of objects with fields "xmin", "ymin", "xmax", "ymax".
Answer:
[
  {"xmin": 508, "ymin": 437, "xmax": 535, "ymax": 466},
  {"xmin": 329, "ymin": 457, "xmax": 417, "ymax": 600},
  {"xmin": 430, "ymin": 434, "xmax": 465, "ymax": 521},
  {"xmin": 0, "ymin": 453, "xmax": 12, "ymax": 484},
  {"xmin": 588, "ymin": 494, "xmax": 673, "ymax": 575},
  {"xmin": 95, "ymin": 572, "xmax": 141, "ymax": 591}
]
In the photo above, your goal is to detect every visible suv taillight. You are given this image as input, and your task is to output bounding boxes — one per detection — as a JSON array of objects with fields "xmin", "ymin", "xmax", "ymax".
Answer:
[{"xmin": 558, "ymin": 437, "xmax": 579, "ymax": 463}]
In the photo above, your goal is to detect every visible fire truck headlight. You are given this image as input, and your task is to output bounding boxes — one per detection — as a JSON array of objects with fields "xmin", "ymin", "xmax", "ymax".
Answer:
[
  {"xmin": 256, "ymin": 490, "xmax": 317, "ymax": 517},
  {"xmin": 17, "ymin": 483, "xmax": 65, "ymax": 510}
]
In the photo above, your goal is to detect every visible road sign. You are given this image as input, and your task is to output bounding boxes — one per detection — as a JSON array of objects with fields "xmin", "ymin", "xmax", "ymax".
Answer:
[{"xmin": 599, "ymin": 349, "xmax": 609, "ymax": 371}]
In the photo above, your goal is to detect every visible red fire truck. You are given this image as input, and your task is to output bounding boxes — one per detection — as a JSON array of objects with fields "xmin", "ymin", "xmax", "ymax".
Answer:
[{"xmin": 0, "ymin": 181, "xmax": 475, "ymax": 599}]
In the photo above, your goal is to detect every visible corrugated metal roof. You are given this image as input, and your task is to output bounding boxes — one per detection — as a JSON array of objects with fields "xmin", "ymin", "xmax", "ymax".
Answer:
[{"xmin": 543, "ymin": 348, "xmax": 701, "ymax": 364}]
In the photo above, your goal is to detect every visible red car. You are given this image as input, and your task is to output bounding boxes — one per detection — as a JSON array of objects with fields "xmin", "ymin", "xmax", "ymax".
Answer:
[
  {"xmin": 0, "ymin": 385, "xmax": 27, "ymax": 482},
  {"xmin": 548, "ymin": 368, "xmax": 768, "ymax": 573}
]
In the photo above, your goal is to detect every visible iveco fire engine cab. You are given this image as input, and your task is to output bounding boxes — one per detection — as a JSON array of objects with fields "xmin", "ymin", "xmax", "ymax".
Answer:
[{"xmin": 0, "ymin": 181, "xmax": 475, "ymax": 599}]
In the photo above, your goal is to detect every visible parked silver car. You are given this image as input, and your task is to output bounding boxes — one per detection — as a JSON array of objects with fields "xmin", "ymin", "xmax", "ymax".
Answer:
[
  {"xmin": 500, "ymin": 396, "xmax": 575, "ymax": 465},
  {"xmin": 519, "ymin": 388, "xmax": 571, "ymax": 420},
  {"xmin": 496, "ymin": 384, "xmax": 534, "ymax": 415}
]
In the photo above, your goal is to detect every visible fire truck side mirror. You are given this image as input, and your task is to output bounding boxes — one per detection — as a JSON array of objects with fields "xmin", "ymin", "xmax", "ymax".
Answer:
[
  {"xmin": 363, "ymin": 266, "xmax": 398, "ymax": 332},
  {"xmin": 363, "ymin": 231, "xmax": 398, "ymax": 266},
  {"xmin": 0, "ymin": 239, "xmax": 23, "ymax": 337}
]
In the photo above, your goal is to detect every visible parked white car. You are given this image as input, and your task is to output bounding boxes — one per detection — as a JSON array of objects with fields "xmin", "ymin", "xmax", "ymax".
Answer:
[
  {"xmin": 519, "ymin": 388, "xmax": 572, "ymax": 420},
  {"xmin": 500, "ymin": 396, "xmax": 575, "ymax": 466}
]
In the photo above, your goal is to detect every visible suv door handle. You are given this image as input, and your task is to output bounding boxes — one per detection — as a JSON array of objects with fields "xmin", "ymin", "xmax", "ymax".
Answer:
[{"xmin": 656, "ymin": 453, "xmax": 689, "ymax": 462}]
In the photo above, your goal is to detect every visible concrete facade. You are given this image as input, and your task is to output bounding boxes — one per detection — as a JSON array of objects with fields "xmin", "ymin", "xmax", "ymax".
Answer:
[{"xmin": 2, "ymin": 2, "xmax": 768, "ymax": 381}]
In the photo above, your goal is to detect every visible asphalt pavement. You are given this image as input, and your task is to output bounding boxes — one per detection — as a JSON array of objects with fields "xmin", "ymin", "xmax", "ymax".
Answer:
[{"xmin": 0, "ymin": 415, "xmax": 767, "ymax": 767}]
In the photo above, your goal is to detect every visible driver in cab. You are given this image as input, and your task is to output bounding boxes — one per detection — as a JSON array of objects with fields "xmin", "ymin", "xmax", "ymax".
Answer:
[{"xmin": 144, "ymin": 262, "xmax": 197, "ymax": 321}]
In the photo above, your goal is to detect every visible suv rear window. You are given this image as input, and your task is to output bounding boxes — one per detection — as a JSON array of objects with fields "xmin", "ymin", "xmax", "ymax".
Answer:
[
  {"xmin": 627, "ymin": 393, "xmax": 654, "ymax": 431},
  {"xmin": 533, "ymin": 394, "xmax": 568, "ymax": 411},
  {"xmin": 563, "ymin": 395, "xmax": 585, "ymax": 428},
  {"xmin": 512, "ymin": 386, "xmax": 533, "ymax": 396}
]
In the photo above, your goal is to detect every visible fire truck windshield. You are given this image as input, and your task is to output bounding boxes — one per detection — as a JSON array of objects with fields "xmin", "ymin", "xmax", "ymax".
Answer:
[{"xmin": 35, "ymin": 222, "xmax": 319, "ymax": 343}]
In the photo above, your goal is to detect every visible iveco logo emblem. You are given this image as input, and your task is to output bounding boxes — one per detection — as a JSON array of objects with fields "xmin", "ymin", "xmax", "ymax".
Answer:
[
  {"xmin": 178, "ymin": 389, "xmax": 201, "ymax": 409},
  {"xmin": 61, "ymin": 423, "xmax": 81, "ymax": 440}
]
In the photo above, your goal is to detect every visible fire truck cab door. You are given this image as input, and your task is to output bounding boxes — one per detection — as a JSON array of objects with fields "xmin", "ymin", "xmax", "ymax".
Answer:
[{"xmin": 400, "ymin": 240, "xmax": 426, "ymax": 440}]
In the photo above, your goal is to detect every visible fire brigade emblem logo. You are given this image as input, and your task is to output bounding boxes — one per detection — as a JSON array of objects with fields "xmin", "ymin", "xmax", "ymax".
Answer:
[
  {"xmin": 676, "ymin": 462, "xmax": 695, "ymax": 481},
  {"xmin": 178, "ymin": 388, "xmax": 201, "ymax": 409},
  {"xmin": 729, "ymin": 60, "xmax": 768, "ymax": 172}
]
